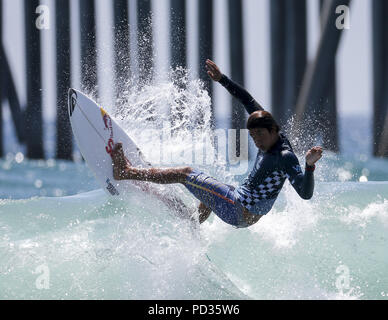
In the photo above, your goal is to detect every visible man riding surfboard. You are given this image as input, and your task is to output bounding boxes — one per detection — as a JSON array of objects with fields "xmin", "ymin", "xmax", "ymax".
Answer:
[{"xmin": 111, "ymin": 60, "xmax": 323, "ymax": 228}]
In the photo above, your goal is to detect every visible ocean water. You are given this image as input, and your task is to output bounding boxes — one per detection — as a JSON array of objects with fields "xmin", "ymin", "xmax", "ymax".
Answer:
[{"xmin": 1, "ymin": 76, "xmax": 388, "ymax": 300}]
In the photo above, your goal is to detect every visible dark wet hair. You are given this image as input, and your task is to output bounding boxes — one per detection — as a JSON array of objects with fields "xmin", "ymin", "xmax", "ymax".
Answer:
[{"xmin": 246, "ymin": 111, "xmax": 280, "ymax": 133}]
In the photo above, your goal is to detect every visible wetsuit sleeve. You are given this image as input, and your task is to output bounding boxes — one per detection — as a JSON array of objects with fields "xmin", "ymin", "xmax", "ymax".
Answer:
[
  {"xmin": 218, "ymin": 74, "xmax": 264, "ymax": 114},
  {"xmin": 281, "ymin": 151, "xmax": 314, "ymax": 200}
]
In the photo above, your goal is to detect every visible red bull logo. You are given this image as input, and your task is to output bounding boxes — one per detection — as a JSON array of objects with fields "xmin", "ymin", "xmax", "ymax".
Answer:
[
  {"xmin": 100, "ymin": 108, "xmax": 114, "ymax": 156},
  {"xmin": 103, "ymin": 114, "xmax": 111, "ymax": 130}
]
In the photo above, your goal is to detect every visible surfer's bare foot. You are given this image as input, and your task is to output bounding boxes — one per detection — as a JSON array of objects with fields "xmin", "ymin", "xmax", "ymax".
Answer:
[{"xmin": 112, "ymin": 143, "xmax": 131, "ymax": 180}]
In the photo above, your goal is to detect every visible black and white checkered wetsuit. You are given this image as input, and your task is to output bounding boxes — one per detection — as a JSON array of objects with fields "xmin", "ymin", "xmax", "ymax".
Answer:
[
  {"xmin": 219, "ymin": 74, "xmax": 315, "ymax": 215},
  {"xmin": 234, "ymin": 133, "xmax": 315, "ymax": 214}
]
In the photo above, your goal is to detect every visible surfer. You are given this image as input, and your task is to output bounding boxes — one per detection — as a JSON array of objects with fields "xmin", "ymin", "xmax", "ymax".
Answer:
[{"xmin": 111, "ymin": 59, "xmax": 323, "ymax": 228}]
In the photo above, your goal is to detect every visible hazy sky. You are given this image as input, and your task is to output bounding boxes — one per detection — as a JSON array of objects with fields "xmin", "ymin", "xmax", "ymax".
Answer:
[{"xmin": 2, "ymin": 0, "xmax": 372, "ymax": 125}]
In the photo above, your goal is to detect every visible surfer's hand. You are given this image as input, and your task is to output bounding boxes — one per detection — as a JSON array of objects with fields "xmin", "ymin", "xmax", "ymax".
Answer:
[
  {"xmin": 206, "ymin": 59, "xmax": 222, "ymax": 82},
  {"xmin": 306, "ymin": 146, "xmax": 323, "ymax": 166}
]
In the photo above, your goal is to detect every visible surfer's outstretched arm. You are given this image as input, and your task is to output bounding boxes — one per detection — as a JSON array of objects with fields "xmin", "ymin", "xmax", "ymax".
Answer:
[
  {"xmin": 282, "ymin": 146, "xmax": 323, "ymax": 200},
  {"xmin": 206, "ymin": 59, "xmax": 264, "ymax": 114}
]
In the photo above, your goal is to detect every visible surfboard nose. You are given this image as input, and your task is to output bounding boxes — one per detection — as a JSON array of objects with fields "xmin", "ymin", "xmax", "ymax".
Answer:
[{"xmin": 68, "ymin": 88, "xmax": 78, "ymax": 117}]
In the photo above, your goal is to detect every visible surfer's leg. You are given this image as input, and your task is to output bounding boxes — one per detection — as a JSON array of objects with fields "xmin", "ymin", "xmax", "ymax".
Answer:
[
  {"xmin": 112, "ymin": 144, "xmax": 130, "ymax": 180},
  {"xmin": 184, "ymin": 170, "xmax": 250, "ymax": 227},
  {"xmin": 112, "ymin": 143, "xmax": 193, "ymax": 183}
]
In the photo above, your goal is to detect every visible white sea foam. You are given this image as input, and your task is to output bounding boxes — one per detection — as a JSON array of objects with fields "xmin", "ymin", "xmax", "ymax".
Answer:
[{"xmin": 1, "ymin": 68, "xmax": 388, "ymax": 299}]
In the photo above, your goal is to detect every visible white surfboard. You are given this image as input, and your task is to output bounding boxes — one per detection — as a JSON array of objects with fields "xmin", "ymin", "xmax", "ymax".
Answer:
[{"xmin": 68, "ymin": 88, "xmax": 194, "ymax": 219}]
